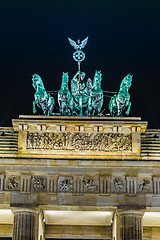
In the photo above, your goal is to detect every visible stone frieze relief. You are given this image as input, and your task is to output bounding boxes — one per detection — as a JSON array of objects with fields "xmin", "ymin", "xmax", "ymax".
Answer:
[
  {"xmin": 83, "ymin": 179, "xmax": 99, "ymax": 193},
  {"xmin": 27, "ymin": 132, "xmax": 132, "ymax": 152},
  {"xmin": 31, "ymin": 176, "xmax": 47, "ymax": 192},
  {"xmin": 137, "ymin": 179, "xmax": 152, "ymax": 193},
  {"xmin": 4, "ymin": 176, "xmax": 20, "ymax": 191},
  {"xmin": 58, "ymin": 177, "xmax": 73, "ymax": 192},
  {"xmin": 0, "ymin": 175, "xmax": 158, "ymax": 195},
  {"xmin": 112, "ymin": 177, "xmax": 125, "ymax": 192}
]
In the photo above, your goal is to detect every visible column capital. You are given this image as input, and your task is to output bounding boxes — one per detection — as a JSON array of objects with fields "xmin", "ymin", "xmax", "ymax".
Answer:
[
  {"xmin": 11, "ymin": 207, "xmax": 40, "ymax": 215},
  {"xmin": 117, "ymin": 208, "xmax": 145, "ymax": 217}
]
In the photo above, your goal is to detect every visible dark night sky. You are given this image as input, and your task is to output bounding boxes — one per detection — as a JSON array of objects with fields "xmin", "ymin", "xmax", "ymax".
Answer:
[{"xmin": 0, "ymin": 0, "xmax": 160, "ymax": 128}]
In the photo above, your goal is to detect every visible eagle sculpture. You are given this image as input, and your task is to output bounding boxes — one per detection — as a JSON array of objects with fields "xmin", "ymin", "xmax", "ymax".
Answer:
[{"xmin": 68, "ymin": 37, "xmax": 88, "ymax": 50}]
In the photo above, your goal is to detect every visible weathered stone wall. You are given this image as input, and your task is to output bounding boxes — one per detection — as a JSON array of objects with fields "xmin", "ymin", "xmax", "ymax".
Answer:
[
  {"xmin": 143, "ymin": 227, "xmax": 160, "ymax": 240},
  {"xmin": 0, "ymin": 116, "xmax": 159, "ymax": 239},
  {"xmin": 45, "ymin": 225, "xmax": 112, "ymax": 239}
]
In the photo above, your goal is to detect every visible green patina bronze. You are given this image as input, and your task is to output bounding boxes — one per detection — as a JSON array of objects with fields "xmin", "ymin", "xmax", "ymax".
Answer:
[
  {"xmin": 32, "ymin": 74, "xmax": 55, "ymax": 116},
  {"xmin": 58, "ymin": 72, "xmax": 73, "ymax": 116},
  {"xmin": 109, "ymin": 74, "xmax": 132, "ymax": 117},
  {"xmin": 32, "ymin": 38, "xmax": 132, "ymax": 117},
  {"xmin": 88, "ymin": 71, "xmax": 103, "ymax": 116},
  {"xmin": 57, "ymin": 70, "xmax": 103, "ymax": 116}
]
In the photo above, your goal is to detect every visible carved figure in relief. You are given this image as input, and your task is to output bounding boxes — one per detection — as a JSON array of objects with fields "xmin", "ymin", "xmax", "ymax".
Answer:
[
  {"xmin": 109, "ymin": 74, "xmax": 132, "ymax": 117},
  {"xmin": 27, "ymin": 132, "xmax": 132, "ymax": 152},
  {"xmin": 113, "ymin": 177, "xmax": 124, "ymax": 191},
  {"xmin": 32, "ymin": 74, "xmax": 55, "ymax": 116},
  {"xmin": 7, "ymin": 177, "xmax": 19, "ymax": 190},
  {"xmin": 32, "ymin": 177, "xmax": 46, "ymax": 191},
  {"xmin": 138, "ymin": 179, "xmax": 150, "ymax": 192},
  {"xmin": 58, "ymin": 179, "xmax": 73, "ymax": 192},
  {"xmin": 83, "ymin": 179, "xmax": 98, "ymax": 193}
]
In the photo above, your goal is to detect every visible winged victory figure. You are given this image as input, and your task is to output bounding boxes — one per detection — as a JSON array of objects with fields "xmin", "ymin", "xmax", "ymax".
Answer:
[{"xmin": 68, "ymin": 37, "xmax": 88, "ymax": 50}]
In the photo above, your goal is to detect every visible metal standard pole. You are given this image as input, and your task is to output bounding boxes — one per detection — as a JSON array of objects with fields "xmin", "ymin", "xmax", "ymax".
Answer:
[
  {"xmin": 78, "ymin": 62, "xmax": 83, "ymax": 116},
  {"xmin": 68, "ymin": 37, "xmax": 88, "ymax": 117}
]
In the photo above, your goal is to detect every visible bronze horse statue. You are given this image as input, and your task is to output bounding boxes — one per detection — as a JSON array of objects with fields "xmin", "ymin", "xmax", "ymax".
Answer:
[
  {"xmin": 58, "ymin": 72, "xmax": 73, "ymax": 115},
  {"xmin": 32, "ymin": 74, "xmax": 55, "ymax": 116},
  {"xmin": 88, "ymin": 71, "xmax": 103, "ymax": 116},
  {"xmin": 109, "ymin": 74, "xmax": 132, "ymax": 117}
]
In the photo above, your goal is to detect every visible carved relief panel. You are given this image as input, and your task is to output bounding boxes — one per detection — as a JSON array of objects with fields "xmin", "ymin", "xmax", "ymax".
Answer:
[
  {"xmin": 111, "ymin": 177, "xmax": 126, "ymax": 193},
  {"xmin": 137, "ymin": 178, "xmax": 152, "ymax": 193},
  {"xmin": 2, "ymin": 173, "xmax": 160, "ymax": 196},
  {"xmin": 83, "ymin": 178, "xmax": 99, "ymax": 193},
  {"xmin": 58, "ymin": 176, "xmax": 73, "ymax": 192},
  {"xmin": 31, "ymin": 176, "xmax": 47, "ymax": 192},
  {"xmin": 4, "ymin": 176, "xmax": 20, "ymax": 191},
  {"xmin": 26, "ymin": 132, "xmax": 132, "ymax": 152}
]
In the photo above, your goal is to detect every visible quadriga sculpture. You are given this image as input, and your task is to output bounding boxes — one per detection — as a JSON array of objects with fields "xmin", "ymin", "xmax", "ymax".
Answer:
[
  {"xmin": 32, "ymin": 74, "xmax": 55, "ymax": 116},
  {"xmin": 109, "ymin": 73, "xmax": 132, "ymax": 117},
  {"xmin": 58, "ymin": 72, "xmax": 73, "ymax": 115},
  {"xmin": 88, "ymin": 71, "xmax": 103, "ymax": 116}
]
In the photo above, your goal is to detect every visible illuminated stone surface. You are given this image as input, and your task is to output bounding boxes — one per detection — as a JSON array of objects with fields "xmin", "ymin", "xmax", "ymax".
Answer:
[{"xmin": 0, "ymin": 116, "xmax": 159, "ymax": 239}]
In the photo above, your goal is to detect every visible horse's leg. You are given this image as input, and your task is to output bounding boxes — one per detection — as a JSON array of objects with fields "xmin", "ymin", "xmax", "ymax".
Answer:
[
  {"xmin": 33, "ymin": 101, "xmax": 37, "ymax": 114},
  {"xmin": 49, "ymin": 100, "xmax": 55, "ymax": 115},
  {"xmin": 126, "ymin": 101, "xmax": 131, "ymax": 115},
  {"xmin": 88, "ymin": 97, "xmax": 92, "ymax": 116},
  {"xmin": 41, "ymin": 103, "xmax": 47, "ymax": 116},
  {"xmin": 109, "ymin": 98, "xmax": 114, "ymax": 116},
  {"xmin": 117, "ymin": 102, "xmax": 122, "ymax": 117},
  {"xmin": 92, "ymin": 106, "xmax": 96, "ymax": 116}
]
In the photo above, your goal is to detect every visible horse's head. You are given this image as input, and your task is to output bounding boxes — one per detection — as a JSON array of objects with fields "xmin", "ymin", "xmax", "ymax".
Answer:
[
  {"xmin": 93, "ymin": 71, "xmax": 102, "ymax": 90},
  {"xmin": 61, "ymin": 72, "xmax": 69, "ymax": 90},
  {"xmin": 120, "ymin": 73, "xmax": 133, "ymax": 91},
  {"xmin": 86, "ymin": 78, "xmax": 92, "ymax": 89},
  {"xmin": 32, "ymin": 74, "xmax": 44, "ymax": 90},
  {"xmin": 80, "ymin": 72, "xmax": 86, "ymax": 81}
]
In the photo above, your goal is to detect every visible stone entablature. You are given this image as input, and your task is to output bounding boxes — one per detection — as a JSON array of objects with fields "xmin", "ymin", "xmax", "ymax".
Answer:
[
  {"xmin": 12, "ymin": 115, "xmax": 147, "ymax": 159},
  {"xmin": 0, "ymin": 116, "xmax": 159, "ymax": 240},
  {"xmin": 0, "ymin": 173, "xmax": 159, "ymax": 195}
]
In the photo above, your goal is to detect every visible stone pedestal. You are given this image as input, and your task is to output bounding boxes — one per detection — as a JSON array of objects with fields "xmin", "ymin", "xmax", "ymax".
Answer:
[
  {"xmin": 12, "ymin": 115, "xmax": 147, "ymax": 160},
  {"xmin": 12, "ymin": 208, "xmax": 39, "ymax": 240},
  {"xmin": 117, "ymin": 210, "xmax": 144, "ymax": 240}
]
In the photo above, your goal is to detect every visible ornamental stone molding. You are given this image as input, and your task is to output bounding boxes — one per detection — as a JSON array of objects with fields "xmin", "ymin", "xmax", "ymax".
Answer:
[
  {"xmin": 0, "ymin": 174, "xmax": 159, "ymax": 195},
  {"xmin": 12, "ymin": 116, "xmax": 147, "ymax": 159}
]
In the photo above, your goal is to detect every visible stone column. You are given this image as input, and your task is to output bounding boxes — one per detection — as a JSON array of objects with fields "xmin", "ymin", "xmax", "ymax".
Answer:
[
  {"xmin": 12, "ymin": 208, "xmax": 39, "ymax": 240},
  {"xmin": 117, "ymin": 210, "xmax": 144, "ymax": 240}
]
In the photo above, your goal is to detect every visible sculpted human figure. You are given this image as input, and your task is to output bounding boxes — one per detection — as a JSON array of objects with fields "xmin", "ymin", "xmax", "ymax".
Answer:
[{"xmin": 71, "ymin": 71, "xmax": 92, "ymax": 116}]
